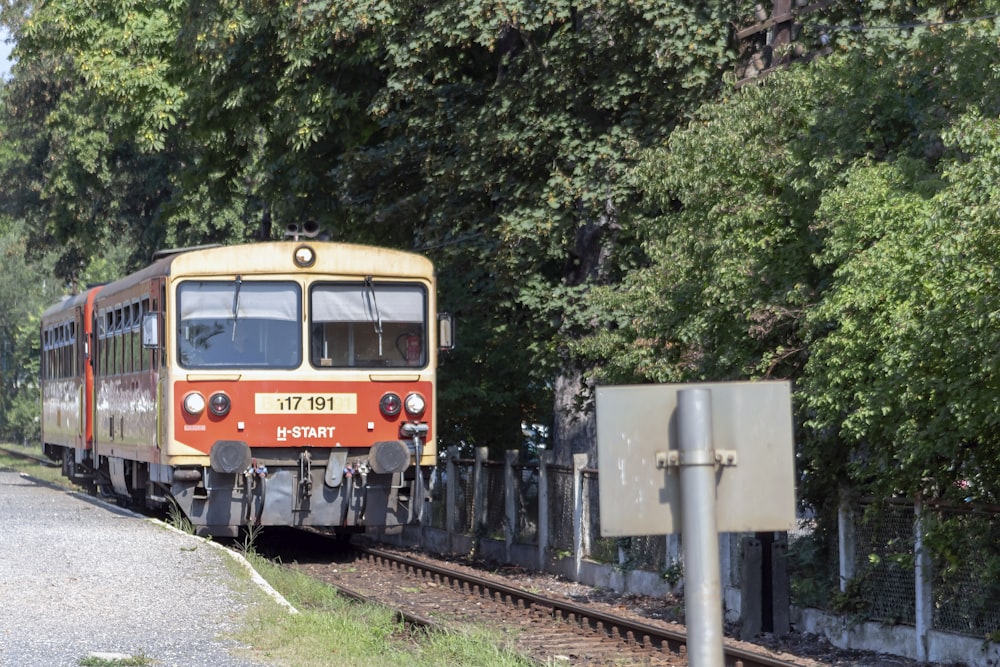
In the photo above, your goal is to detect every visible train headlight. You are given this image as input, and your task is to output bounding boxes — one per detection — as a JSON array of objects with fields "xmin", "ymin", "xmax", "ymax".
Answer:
[
  {"xmin": 209, "ymin": 392, "xmax": 231, "ymax": 417},
  {"xmin": 404, "ymin": 392, "xmax": 426, "ymax": 417},
  {"xmin": 293, "ymin": 245, "xmax": 316, "ymax": 268},
  {"xmin": 379, "ymin": 392, "xmax": 402, "ymax": 417},
  {"xmin": 183, "ymin": 392, "xmax": 206, "ymax": 415}
]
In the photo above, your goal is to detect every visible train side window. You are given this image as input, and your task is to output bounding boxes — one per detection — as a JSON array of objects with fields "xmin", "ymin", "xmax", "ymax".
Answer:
[
  {"xmin": 157, "ymin": 286, "xmax": 166, "ymax": 369},
  {"xmin": 108, "ymin": 330, "xmax": 116, "ymax": 376},
  {"xmin": 124, "ymin": 304, "xmax": 134, "ymax": 375},
  {"xmin": 56, "ymin": 325, "xmax": 64, "ymax": 378},
  {"xmin": 42, "ymin": 328, "xmax": 50, "ymax": 379},
  {"xmin": 125, "ymin": 329, "xmax": 134, "ymax": 375},
  {"xmin": 118, "ymin": 306, "xmax": 126, "ymax": 375},
  {"xmin": 65, "ymin": 324, "xmax": 73, "ymax": 378},
  {"xmin": 107, "ymin": 311, "xmax": 114, "ymax": 376},
  {"xmin": 130, "ymin": 301, "xmax": 140, "ymax": 372},
  {"xmin": 40, "ymin": 329, "xmax": 47, "ymax": 380},
  {"xmin": 69, "ymin": 322, "xmax": 78, "ymax": 376},
  {"xmin": 51, "ymin": 328, "xmax": 57, "ymax": 380},
  {"xmin": 42, "ymin": 328, "xmax": 49, "ymax": 380},
  {"xmin": 99, "ymin": 312, "xmax": 109, "ymax": 377},
  {"xmin": 51, "ymin": 326, "xmax": 58, "ymax": 378},
  {"xmin": 96, "ymin": 313, "xmax": 103, "ymax": 377},
  {"xmin": 139, "ymin": 299, "xmax": 154, "ymax": 370},
  {"xmin": 111, "ymin": 310, "xmax": 118, "ymax": 375},
  {"xmin": 47, "ymin": 329, "xmax": 54, "ymax": 380},
  {"xmin": 127, "ymin": 302, "xmax": 136, "ymax": 374},
  {"xmin": 66, "ymin": 324, "xmax": 73, "ymax": 378},
  {"xmin": 104, "ymin": 310, "xmax": 111, "ymax": 376}
]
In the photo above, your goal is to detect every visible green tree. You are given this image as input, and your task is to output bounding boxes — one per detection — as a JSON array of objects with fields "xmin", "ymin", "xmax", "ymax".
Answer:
[
  {"xmin": 1, "ymin": 0, "xmax": 182, "ymax": 282},
  {"xmin": 322, "ymin": 0, "xmax": 741, "ymax": 458},
  {"xmin": 583, "ymin": 11, "xmax": 1000, "ymax": 511},
  {"xmin": 0, "ymin": 217, "xmax": 59, "ymax": 444}
]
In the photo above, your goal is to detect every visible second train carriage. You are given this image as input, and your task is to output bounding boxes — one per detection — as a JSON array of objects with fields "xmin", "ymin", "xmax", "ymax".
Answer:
[{"xmin": 40, "ymin": 240, "xmax": 453, "ymax": 536}]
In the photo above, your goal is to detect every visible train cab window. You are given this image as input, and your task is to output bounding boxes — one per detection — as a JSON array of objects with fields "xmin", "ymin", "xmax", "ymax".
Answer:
[
  {"xmin": 309, "ymin": 283, "xmax": 427, "ymax": 369},
  {"xmin": 177, "ymin": 280, "xmax": 302, "ymax": 369}
]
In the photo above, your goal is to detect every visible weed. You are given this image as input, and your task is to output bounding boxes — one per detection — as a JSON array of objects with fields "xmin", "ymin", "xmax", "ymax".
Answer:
[
  {"xmin": 661, "ymin": 559, "xmax": 684, "ymax": 586},
  {"xmin": 238, "ymin": 522, "xmax": 264, "ymax": 556},
  {"xmin": 166, "ymin": 499, "xmax": 194, "ymax": 534}
]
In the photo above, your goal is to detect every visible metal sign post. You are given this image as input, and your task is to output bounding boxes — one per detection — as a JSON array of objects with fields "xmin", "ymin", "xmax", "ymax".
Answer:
[
  {"xmin": 596, "ymin": 381, "xmax": 796, "ymax": 667},
  {"xmin": 676, "ymin": 388, "xmax": 724, "ymax": 666}
]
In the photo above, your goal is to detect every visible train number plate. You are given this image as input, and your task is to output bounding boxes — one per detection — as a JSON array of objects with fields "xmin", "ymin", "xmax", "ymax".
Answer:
[{"xmin": 255, "ymin": 393, "xmax": 357, "ymax": 414}]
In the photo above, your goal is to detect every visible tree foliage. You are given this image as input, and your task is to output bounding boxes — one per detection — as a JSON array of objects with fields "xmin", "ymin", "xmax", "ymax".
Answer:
[
  {"xmin": 0, "ymin": 216, "xmax": 60, "ymax": 444},
  {"xmin": 580, "ymin": 11, "xmax": 1000, "ymax": 512}
]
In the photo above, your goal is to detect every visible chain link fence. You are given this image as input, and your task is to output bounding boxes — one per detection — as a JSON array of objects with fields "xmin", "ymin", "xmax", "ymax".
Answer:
[
  {"xmin": 927, "ymin": 504, "xmax": 1000, "ymax": 636},
  {"xmin": 835, "ymin": 498, "xmax": 1000, "ymax": 640},
  {"xmin": 851, "ymin": 501, "xmax": 916, "ymax": 625}
]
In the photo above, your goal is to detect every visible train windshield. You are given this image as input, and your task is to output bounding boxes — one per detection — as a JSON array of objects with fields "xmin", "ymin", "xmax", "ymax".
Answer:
[
  {"xmin": 310, "ymin": 282, "xmax": 427, "ymax": 368},
  {"xmin": 177, "ymin": 280, "xmax": 302, "ymax": 369}
]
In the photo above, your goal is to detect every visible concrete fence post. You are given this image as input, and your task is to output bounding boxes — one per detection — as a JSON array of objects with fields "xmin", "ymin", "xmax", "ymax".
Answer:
[
  {"xmin": 771, "ymin": 535, "xmax": 791, "ymax": 636},
  {"xmin": 914, "ymin": 494, "xmax": 932, "ymax": 662},
  {"xmin": 838, "ymin": 490, "xmax": 856, "ymax": 592},
  {"xmin": 446, "ymin": 446, "xmax": 458, "ymax": 554},
  {"xmin": 537, "ymin": 450, "xmax": 552, "ymax": 570},
  {"xmin": 473, "ymin": 447, "xmax": 488, "ymax": 538},
  {"xmin": 741, "ymin": 536, "xmax": 763, "ymax": 640},
  {"xmin": 505, "ymin": 450, "xmax": 517, "ymax": 563},
  {"xmin": 572, "ymin": 453, "xmax": 588, "ymax": 579}
]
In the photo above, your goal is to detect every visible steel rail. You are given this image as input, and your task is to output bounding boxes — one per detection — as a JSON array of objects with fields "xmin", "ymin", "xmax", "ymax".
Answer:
[{"xmin": 360, "ymin": 545, "xmax": 803, "ymax": 667}]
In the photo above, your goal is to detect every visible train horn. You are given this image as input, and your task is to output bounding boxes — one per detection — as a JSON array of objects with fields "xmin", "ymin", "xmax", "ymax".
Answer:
[{"xmin": 284, "ymin": 220, "xmax": 322, "ymax": 241}]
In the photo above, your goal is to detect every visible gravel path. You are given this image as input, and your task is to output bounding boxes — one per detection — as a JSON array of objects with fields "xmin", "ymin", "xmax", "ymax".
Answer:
[{"xmin": 0, "ymin": 470, "xmax": 281, "ymax": 667}]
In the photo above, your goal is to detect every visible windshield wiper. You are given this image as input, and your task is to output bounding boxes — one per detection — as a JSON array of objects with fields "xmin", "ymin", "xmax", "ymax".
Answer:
[
  {"xmin": 364, "ymin": 276, "xmax": 384, "ymax": 356},
  {"xmin": 231, "ymin": 275, "xmax": 243, "ymax": 341}
]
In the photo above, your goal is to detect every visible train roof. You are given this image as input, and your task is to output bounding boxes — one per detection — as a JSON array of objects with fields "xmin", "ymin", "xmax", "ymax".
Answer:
[
  {"xmin": 40, "ymin": 286, "xmax": 102, "ymax": 322},
  {"xmin": 93, "ymin": 241, "xmax": 435, "ymax": 302}
]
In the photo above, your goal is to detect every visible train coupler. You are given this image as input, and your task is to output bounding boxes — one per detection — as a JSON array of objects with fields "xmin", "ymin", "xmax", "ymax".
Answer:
[
  {"xmin": 242, "ymin": 459, "xmax": 268, "ymax": 525},
  {"xmin": 298, "ymin": 451, "xmax": 313, "ymax": 499}
]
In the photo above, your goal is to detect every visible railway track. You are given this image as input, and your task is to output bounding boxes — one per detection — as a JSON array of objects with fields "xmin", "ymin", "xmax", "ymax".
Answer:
[
  {"xmin": 356, "ymin": 545, "xmax": 809, "ymax": 667},
  {"xmin": 264, "ymin": 529, "xmax": 813, "ymax": 667},
  {"xmin": 0, "ymin": 444, "xmax": 58, "ymax": 468}
]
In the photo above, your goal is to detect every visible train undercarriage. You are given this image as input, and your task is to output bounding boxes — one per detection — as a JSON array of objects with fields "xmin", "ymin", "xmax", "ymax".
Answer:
[{"xmin": 42, "ymin": 444, "xmax": 428, "ymax": 537}]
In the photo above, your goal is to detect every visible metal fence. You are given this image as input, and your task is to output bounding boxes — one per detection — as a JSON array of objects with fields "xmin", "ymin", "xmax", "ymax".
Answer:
[
  {"xmin": 838, "ymin": 496, "xmax": 1000, "ymax": 642},
  {"xmin": 423, "ymin": 448, "xmax": 1000, "ymax": 649},
  {"xmin": 426, "ymin": 447, "xmax": 680, "ymax": 574}
]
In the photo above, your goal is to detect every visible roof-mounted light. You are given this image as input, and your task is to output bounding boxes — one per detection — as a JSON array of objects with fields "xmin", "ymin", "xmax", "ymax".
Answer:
[{"xmin": 293, "ymin": 245, "xmax": 316, "ymax": 268}]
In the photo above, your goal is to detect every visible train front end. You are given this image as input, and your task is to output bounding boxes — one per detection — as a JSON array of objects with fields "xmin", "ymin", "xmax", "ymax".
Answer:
[{"xmin": 162, "ymin": 242, "xmax": 447, "ymax": 537}]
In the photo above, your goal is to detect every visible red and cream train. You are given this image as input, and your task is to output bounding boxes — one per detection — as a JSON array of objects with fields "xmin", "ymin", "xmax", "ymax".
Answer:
[{"xmin": 40, "ymin": 238, "xmax": 452, "ymax": 536}]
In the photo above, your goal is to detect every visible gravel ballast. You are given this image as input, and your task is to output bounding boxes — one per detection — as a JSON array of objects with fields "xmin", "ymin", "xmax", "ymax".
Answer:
[{"xmin": 0, "ymin": 470, "xmax": 279, "ymax": 667}]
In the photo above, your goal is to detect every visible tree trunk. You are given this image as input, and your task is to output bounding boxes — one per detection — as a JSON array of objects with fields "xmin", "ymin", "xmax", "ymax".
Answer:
[
  {"xmin": 552, "ymin": 367, "xmax": 596, "ymax": 467},
  {"xmin": 551, "ymin": 199, "xmax": 617, "ymax": 467}
]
